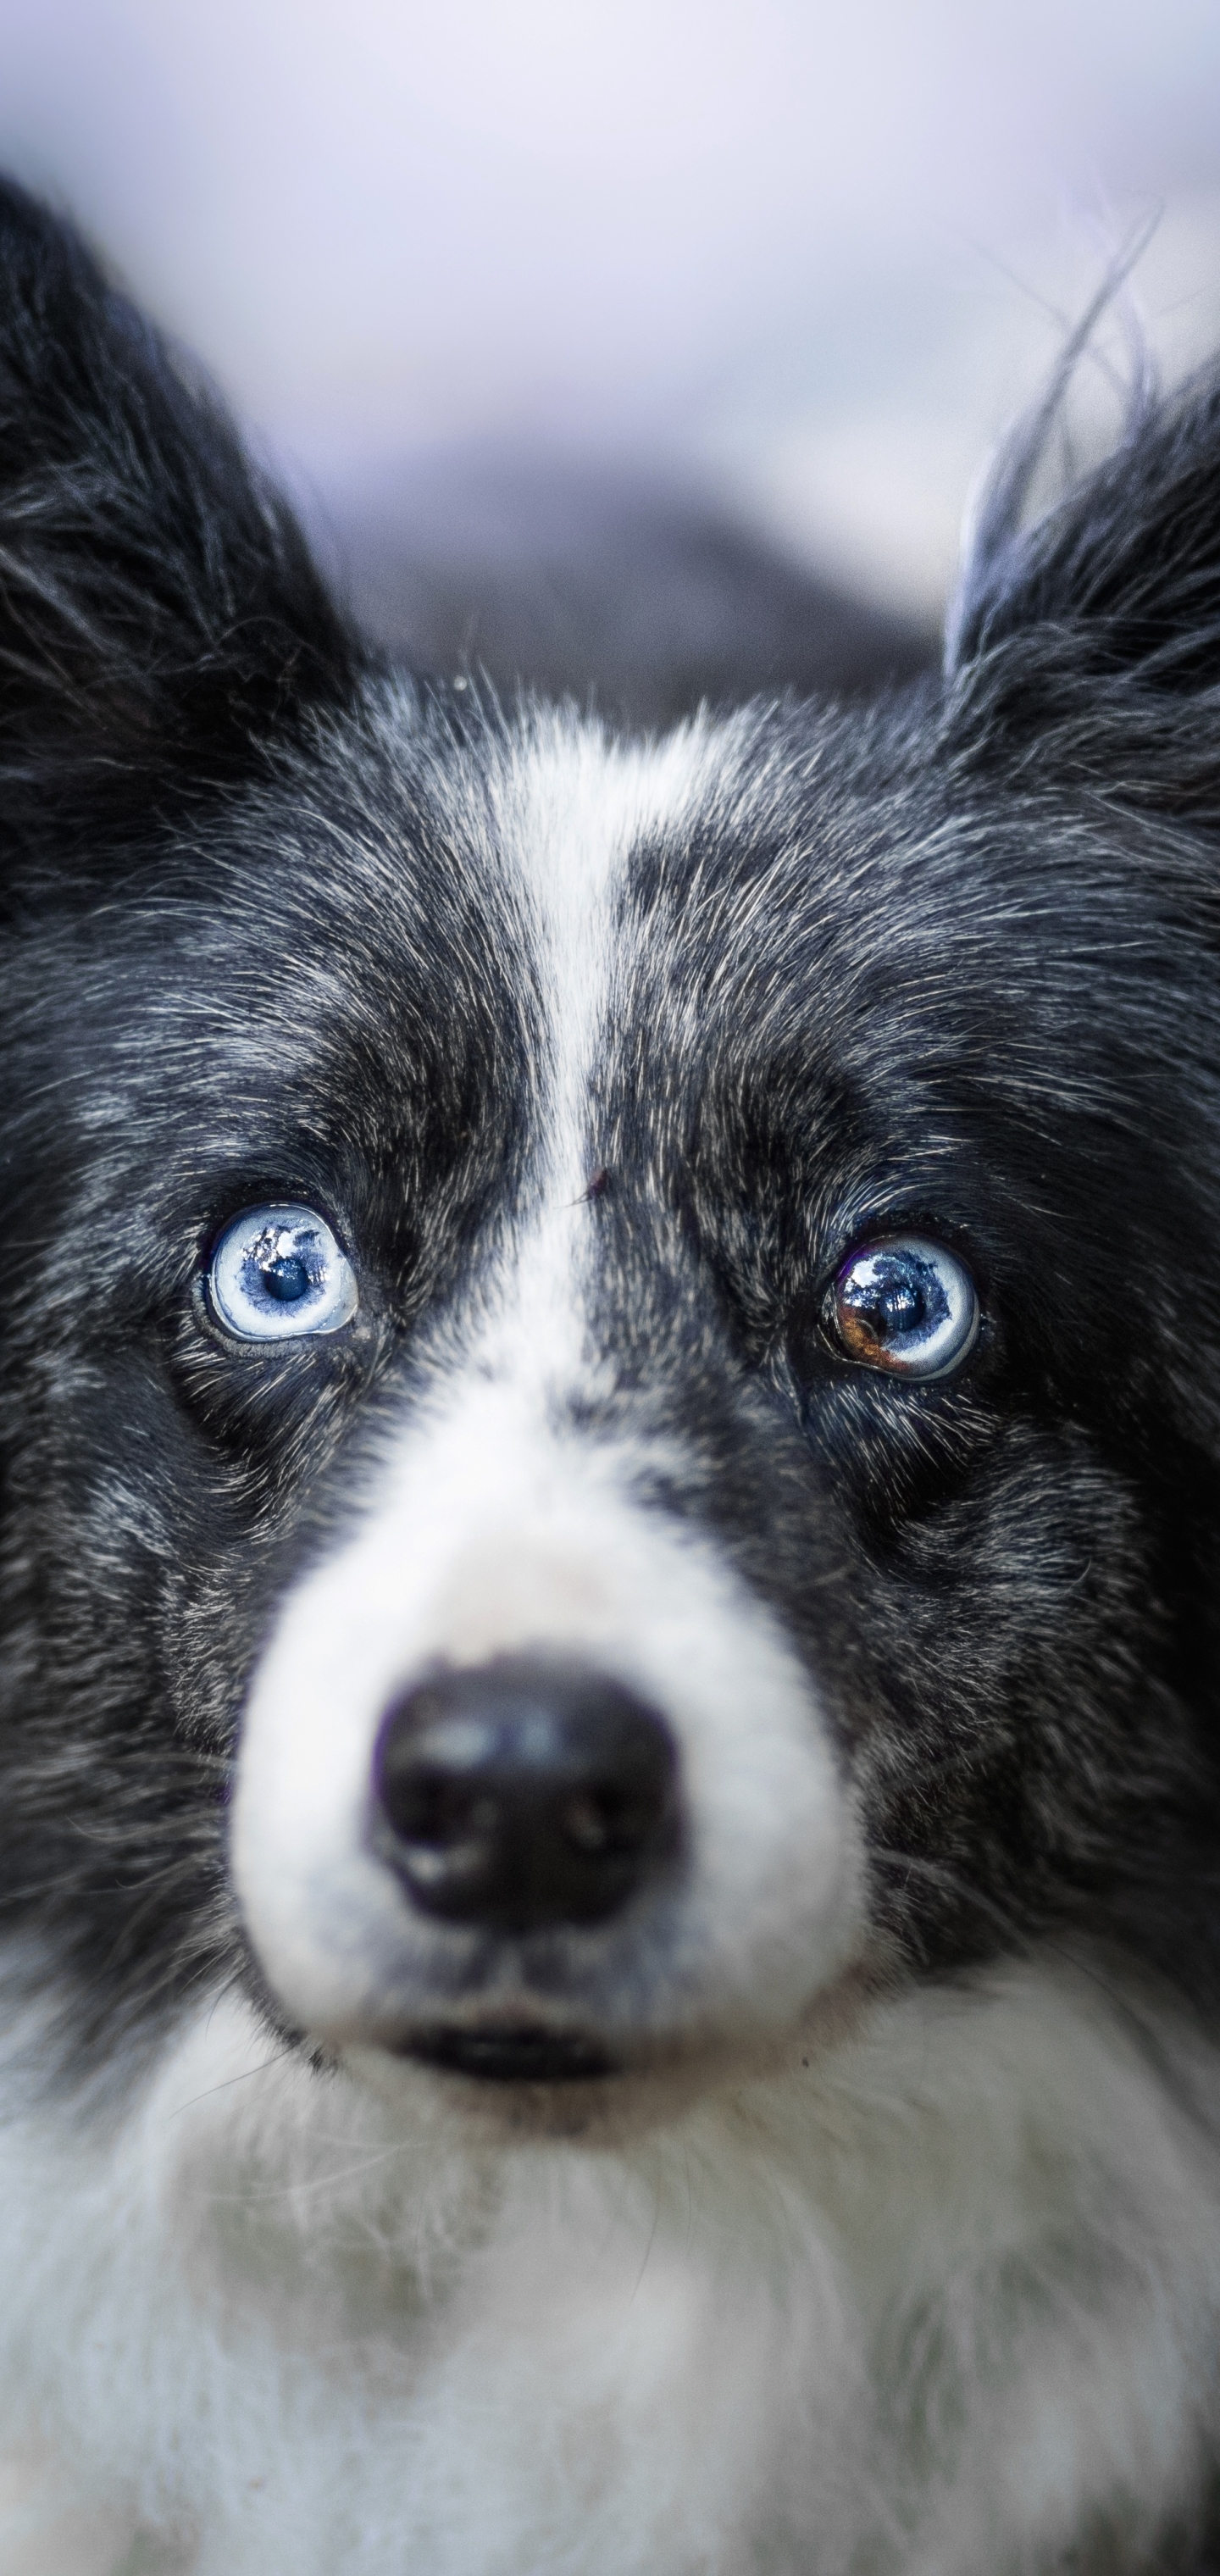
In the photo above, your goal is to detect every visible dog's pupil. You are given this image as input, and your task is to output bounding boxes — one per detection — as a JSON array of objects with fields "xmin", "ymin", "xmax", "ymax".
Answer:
[
  {"xmin": 878, "ymin": 1280, "xmax": 922, "ymax": 1334},
  {"xmin": 845, "ymin": 1264, "xmax": 927, "ymax": 1342},
  {"xmin": 260, "ymin": 1252, "xmax": 310, "ymax": 1304}
]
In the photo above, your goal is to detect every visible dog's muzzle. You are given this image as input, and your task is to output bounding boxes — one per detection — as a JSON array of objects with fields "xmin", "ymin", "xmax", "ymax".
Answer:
[{"xmin": 232, "ymin": 1451, "xmax": 863, "ymax": 2085}]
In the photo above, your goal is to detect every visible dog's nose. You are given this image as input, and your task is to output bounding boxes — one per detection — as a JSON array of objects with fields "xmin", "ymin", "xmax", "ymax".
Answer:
[{"xmin": 373, "ymin": 1656, "xmax": 679, "ymax": 1933}]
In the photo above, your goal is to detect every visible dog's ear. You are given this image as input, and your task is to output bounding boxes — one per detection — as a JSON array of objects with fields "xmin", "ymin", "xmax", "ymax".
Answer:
[
  {"xmin": 0, "ymin": 178, "xmax": 359, "ymax": 885},
  {"xmin": 946, "ymin": 340, "xmax": 1220, "ymax": 719}
]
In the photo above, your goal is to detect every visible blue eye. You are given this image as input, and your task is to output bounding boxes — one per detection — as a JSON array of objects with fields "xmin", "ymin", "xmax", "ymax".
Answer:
[
  {"xmin": 829, "ymin": 1235, "xmax": 978, "ymax": 1380},
  {"xmin": 207, "ymin": 1205, "xmax": 358, "ymax": 1342}
]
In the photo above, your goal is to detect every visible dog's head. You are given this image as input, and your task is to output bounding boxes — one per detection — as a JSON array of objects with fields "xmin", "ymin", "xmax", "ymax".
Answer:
[{"xmin": 3, "ymin": 182, "xmax": 1220, "ymax": 2124}]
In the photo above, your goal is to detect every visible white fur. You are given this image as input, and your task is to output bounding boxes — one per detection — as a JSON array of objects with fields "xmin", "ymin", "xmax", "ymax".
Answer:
[
  {"xmin": 2, "ymin": 1957, "xmax": 1219, "ymax": 2573},
  {"xmin": 234, "ymin": 1372, "xmax": 862, "ymax": 2054}
]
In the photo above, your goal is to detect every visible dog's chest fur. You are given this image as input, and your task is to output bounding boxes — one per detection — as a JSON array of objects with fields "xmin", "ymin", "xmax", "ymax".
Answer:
[{"xmin": 3, "ymin": 1959, "xmax": 1219, "ymax": 2576}]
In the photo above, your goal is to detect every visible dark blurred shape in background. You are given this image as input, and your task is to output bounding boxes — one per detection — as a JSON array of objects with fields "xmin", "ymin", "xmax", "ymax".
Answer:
[{"xmin": 327, "ymin": 450, "xmax": 936, "ymax": 720}]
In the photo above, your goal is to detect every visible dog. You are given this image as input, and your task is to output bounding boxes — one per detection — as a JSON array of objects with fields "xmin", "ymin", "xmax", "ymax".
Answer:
[{"xmin": 2, "ymin": 174, "xmax": 1220, "ymax": 2576}]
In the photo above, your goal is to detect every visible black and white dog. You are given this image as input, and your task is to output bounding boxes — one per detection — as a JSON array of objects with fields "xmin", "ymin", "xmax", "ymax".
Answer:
[{"xmin": 2, "ymin": 176, "xmax": 1220, "ymax": 2576}]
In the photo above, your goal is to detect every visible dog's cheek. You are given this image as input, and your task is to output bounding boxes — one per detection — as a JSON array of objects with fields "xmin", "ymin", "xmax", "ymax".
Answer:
[
  {"xmin": 841, "ymin": 1423, "xmax": 1181, "ymax": 1957},
  {"xmin": 0, "ymin": 1334, "xmax": 328, "ymax": 1993},
  {"xmin": 881, "ymin": 1425, "xmax": 1152, "ymax": 1727}
]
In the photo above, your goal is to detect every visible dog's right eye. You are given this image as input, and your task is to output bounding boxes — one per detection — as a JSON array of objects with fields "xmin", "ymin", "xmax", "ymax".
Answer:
[
  {"xmin": 821, "ymin": 1235, "xmax": 978, "ymax": 1380},
  {"xmin": 206, "ymin": 1204, "xmax": 358, "ymax": 1341}
]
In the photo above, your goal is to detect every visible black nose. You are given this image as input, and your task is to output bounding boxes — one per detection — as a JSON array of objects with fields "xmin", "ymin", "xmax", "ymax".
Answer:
[{"xmin": 373, "ymin": 1655, "xmax": 679, "ymax": 1934}]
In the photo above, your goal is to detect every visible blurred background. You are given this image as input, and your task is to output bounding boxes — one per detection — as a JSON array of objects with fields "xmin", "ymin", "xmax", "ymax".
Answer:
[{"xmin": 3, "ymin": 0, "xmax": 1219, "ymax": 717}]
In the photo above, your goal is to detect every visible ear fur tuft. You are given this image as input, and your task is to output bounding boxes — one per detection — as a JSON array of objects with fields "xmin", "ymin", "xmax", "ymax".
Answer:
[
  {"xmin": 0, "ymin": 178, "xmax": 360, "ymax": 886},
  {"xmin": 947, "ymin": 291, "xmax": 1220, "ymax": 704}
]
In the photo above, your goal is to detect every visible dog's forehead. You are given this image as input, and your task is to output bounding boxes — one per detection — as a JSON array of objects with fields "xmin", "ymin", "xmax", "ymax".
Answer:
[
  {"xmin": 219, "ymin": 698, "xmax": 1034, "ymax": 1219},
  {"xmin": 241, "ymin": 706, "xmax": 714, "ymax": 1035},
  {"xmin": 458, "ymin": 707, "xmax": 708, "ymax": 991},
  {"xmin": 483, "ymin": 714, "xmax": 702, "ymax": 1130},
  {"xmin": 289, "ymin": 702, "xmax": 728, "ymax": 1160},
  {"xmin": 132, "ymin": 688, "xmax": 1145, "ymax": 1245},
  {"xmin": 375, "ymin": 701, "xmax": 857, "ymax": 1097}
]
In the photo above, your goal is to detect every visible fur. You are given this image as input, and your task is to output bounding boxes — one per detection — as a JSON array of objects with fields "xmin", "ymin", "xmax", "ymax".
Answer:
[{"xmin": 2, "ymin": 178, "xmax": 1220, "ymax": 2572}]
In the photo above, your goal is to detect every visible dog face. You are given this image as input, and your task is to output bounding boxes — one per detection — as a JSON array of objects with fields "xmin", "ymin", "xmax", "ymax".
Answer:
[{"xmin": 3, "ymin": 183, "xmax": 1220, "ymax": 2120}]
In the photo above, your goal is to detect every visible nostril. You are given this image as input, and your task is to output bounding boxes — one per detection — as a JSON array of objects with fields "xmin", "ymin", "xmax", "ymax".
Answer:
[
  {"xmin": 382, "ymin": 1740, "xmax": 499, "ymax": 1849},
  {"xmin": 372, "ymin": 1655, "xmax": 679, "ymax": 1934}
]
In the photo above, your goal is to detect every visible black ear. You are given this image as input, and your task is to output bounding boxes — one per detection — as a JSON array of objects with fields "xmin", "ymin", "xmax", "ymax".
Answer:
[
  {"xmin": 946, "ymin": 325, "xmax": 1220, "ymax": 705},
  {"xmin": 0, "ymin": 179, "xmax": 359, "ymax": 883}
]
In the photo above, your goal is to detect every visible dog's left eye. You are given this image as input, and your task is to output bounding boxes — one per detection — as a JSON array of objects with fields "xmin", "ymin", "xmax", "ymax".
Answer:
[
  {"xmin": 206, "ymin": 1204, "xmax": 358, "ymax": 1341},
  {"xmin": 824, "ymin": 1235, "xmax": 978, "ymax": 1379}
]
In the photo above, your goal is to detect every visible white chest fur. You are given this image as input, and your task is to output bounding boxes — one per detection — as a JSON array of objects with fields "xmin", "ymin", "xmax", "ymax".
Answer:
[{"xmin": 1, "ymin": 1954, "xmax": 1217, "ymax": 2576}]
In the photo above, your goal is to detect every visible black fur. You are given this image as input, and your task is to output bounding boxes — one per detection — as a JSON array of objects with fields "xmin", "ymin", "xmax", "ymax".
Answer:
[
  {"xmin": 599, "ymin": 689, "xmax": 1220, "ymax": 1989},
  {"xmin": 0, "ymin": 180, "xmax": 360, "ymax": 902}
]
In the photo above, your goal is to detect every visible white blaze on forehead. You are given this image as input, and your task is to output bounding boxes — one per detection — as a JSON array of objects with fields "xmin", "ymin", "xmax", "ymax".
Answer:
[
  {"xmin": 495, "ymin": 709, "xmax": 706, "ymax": 1198},
  {"xmin": 460, "ymin": 709, "xmax": 713, "ymax": 1393}
]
